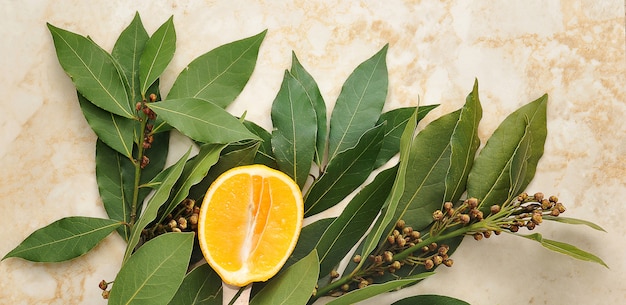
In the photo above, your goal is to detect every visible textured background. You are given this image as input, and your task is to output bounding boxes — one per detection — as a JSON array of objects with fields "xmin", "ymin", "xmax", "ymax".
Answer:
[{"xmin": 1, "ymin": 1, "xmax": 624, "ymax": 304}]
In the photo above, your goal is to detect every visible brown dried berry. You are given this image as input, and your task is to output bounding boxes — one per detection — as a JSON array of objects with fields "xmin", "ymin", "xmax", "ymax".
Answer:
[
  {"xmin": 490, "ymin": 205, "xmax": 501, "ymax": 214},
  {"xmin": 383, "ymin": 251, "xmax": 394, "ymax": 263},
  {"xmin": 466, "ymin": 197, "xmax": 479, "ymax": 208},
  {"xmin": 396, "ymin": 219, "xmax": 405, "ymax": 229},
  {"xmin": 433, "ymin": 210, "xmax": 444, "ymax": 221},
  {"xmin": 424, "ymin": 259, "xmax": 435, "ymax": 270}
]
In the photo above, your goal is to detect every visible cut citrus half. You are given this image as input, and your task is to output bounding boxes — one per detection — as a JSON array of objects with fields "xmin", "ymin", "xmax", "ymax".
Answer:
[{"xmin": 197, "ymin": 164, "xmax": 304, "ymax": 287}]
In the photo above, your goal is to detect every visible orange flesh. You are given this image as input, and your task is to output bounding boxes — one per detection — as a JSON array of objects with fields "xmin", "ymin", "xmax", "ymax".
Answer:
[{"xmin": 199, "ymin": 168, "xmax": 302, "ymax": 285}]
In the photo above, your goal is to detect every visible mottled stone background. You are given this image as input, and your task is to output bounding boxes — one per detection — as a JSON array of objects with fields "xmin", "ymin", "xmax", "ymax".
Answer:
[{"xmin": 1, "ymin": 1, "xmax": 624, "ymax": 304}]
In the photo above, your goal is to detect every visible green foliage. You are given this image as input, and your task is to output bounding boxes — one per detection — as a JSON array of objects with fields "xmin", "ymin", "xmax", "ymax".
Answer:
[
  {"xmin": 2, "ymin": 217, "xmax": 121, "ymax": 262},
  {"xmin": 167, "ymin": 30, "xmax": 266, "ymax": 107},
  {"xmin": 249, "ymin": 250, "xmax": 319, "ymax": 305},
  {"xmin": 109, "ymin": 232, "xmax": 194, "ymax": 305},
  {"xmin": 4, "ymin": 13, "xmax": 607, "ymax": 305},
  {"xmin": 169, "ymin": 264, "xmax": 223, "ymax": 305},
  {"xmin": 271, "ymin": 70, "xmax": 317, "ymax": 188},
  {"xmin": 47, "ymin": 23, "xmax": 133, "ymax": 118},
  {"xmin": 149, "ymin": 98, "xmax": 259, "ymax": 144},
  {"xmin": 304, "ymin": 123, "xmax": 385, "ymax": 216},
  {"xmin": 467, "ymin": 95, "xmax": 548, "ymax": 212},
  {"xmin": 392, "ymin": 295, "xmax": 471, "ymax": 305},
  {"xmin": 325, "ymin": 273, "xmax": 434, "ymax": 305},
  {"xmin": 327, "ymin": 45, "xmax": 388, "ymax": 161},
  {"xmin": 139, "ymin": 16, "xmax": 176, "ymax": 96},
  {"xmin": 518, "ymin": 233, "xmax": 608, "ymax": 267}
]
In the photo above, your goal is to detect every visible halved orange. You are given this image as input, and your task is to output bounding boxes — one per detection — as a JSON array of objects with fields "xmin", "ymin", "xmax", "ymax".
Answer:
[{"xmin": 197, "ymin": 164, "xmax": 304, "ymax": 286}]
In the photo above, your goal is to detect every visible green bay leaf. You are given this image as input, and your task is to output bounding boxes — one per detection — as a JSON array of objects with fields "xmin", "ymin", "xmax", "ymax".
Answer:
[
  {"xmin": 140, "ymin": 16, "xmax": 176, "ymax": 96},
  {"xmin": 188, "ymin": 141, "xmax": 259, "ymax": 202},
  {"xmin": 290, "ymin": 52, "xmax": 327, "ymax": 166},
  {"xmin": 243, "ymin": 120, "xmax": 277, "ymax": 168},
  {"xmin": 95, "ymin": 140, "xmax": 135, "ymax": 239},
  {"xmin": 375, "ymin": 105, "xmax": 438, "ymax": 168},
  {"xmin": 112, "ymin": 12, "xmax": 149, "ymax": 106},
  {"xmin": 109, "ymin": 232, "xmax": 194, "ymax": 305},
  {"xmin": 445, "ymin": 80, "xmax": 482, "ymax": 202},
  {"xmin": 327, "ymin": 45, "xmax": 388, "ymax": 161},
  {"xmin": 47, "ymin": 23, "xmax": 133, "ymax": 118},
  {"xmin": 249, "ymin": 250, "xmax": 319, "ymax": 305},
  {"xmin": 392, "ymin": 108, "xmax": 461, "ymax": 232},
  {"xmin": 159, "ymin": 143, "xmax": 226, "ymax": 222},
  {"xmin": 271, "ymin": 70, "xmax": 317, "ymax": 188},
  {"xmin": 2, "ymin": 217, "xmax": 121, "ymax": 262},
  {"xmin": 326, "ymin": 273, "xmax": 434, "ymax": 305},
  {"xmin": 358, "ymin": 108, "xmax": 419, "ymax": 270},
  {"xmin": 518, "ymin": 233, "xmax": 607, "ymax": 267},
  {"xmin": 79, "ymin": 93, "xmax": 135, "ymax": 159},
  {"xmin": 392, "ymin": 294, "xmax": 470, "ymax": 305},
  {"xmin": 304, "ymin": 123, "xmax": 385, "ymax": 217},
  {"xmin": 467, "ymin": 95, "xmax": 548, "ymax": 211},
  {"xmin": 149, "ymin": 98, "xmax": 259, "ymax": 144},
  {"xmin": 316, "ymin": 165, "xmax": 397, "ymax": 276},
  {"xmin": 167, "ymin": 30, "xmax": 266, "ymax": 107},
  {"xmin": 168, "ymin": 263, "xmax": 223, "ymax": 305}
]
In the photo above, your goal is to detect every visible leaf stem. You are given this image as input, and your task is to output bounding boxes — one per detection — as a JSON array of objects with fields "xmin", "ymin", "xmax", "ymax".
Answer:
[{"xmin": 129, "ymin": 106, "xmax": 148, "ymax": 226}]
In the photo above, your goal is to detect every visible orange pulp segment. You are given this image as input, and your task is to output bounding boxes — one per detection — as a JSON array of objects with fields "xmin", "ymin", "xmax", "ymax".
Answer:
[{"xmin": 197, "ymin": 164, "xmax": 304, "ymax": 286}]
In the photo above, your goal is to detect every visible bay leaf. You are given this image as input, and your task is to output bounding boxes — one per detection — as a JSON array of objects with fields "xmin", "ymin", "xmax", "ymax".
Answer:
[
  {"xmin": 290, "ymin": 52, "xmax": 327, "ymax": 166},
  {"xmin": 542, "ymin": 216, "xmax": 607, "ymax": 232},
  {"xmin": 327, "ymin": 45, "xmax": 388, "ymax": 161},
  {"xmin": 304, "ymin": 123, "xmax": 385, "ymax": 217},
  {"xmin": 271, "ymin": 70, "xmax": 317, "ymax": 188},
  {"xmin": 139, "ymin": 16, "xmax": 176, "ymax": 96},
  {"xmin": 149, "ymin": 98, "xmax": 259, "ymax": 144},
  {"xmin": 518, "ymin": 233, "xmax": 607, "ymax": 267},
  {"xmin": 391, "ymin": 108, "xmax": 461, "ymax": 232},
  {"xmin": 249, "ymin": 250, "xmax": 319, "ymax": 305},
  {"xmin": 325, "ymin": 273, "xmax": 434, "ymax": 305},
  {"xmin": 168, "ymin": 263, "xmax": 223, "ymax": 305},
  {"xmin": 109, "ymin": 232, "xmax": 194, "ymax": 305},
  {"xmin": 158, "ymin": 143, "xmax": 226, "ymax": 222},
  {"xmin": 79, "ymin": 92, "xmax": 135, "ymax": 159},
  {"xmin": 2, "ymin": 216, "xmax": 121, "ymax": 262},
  {"xmin": 316, "ymin": 165, "xmax": 397, "ymax": 276},
  {"xmin": 47, "ymin": 23, "xmax": 133, "ymax": 118},
  {"xmin": 444, "ymin": 80, "xmax": 482, "ymax": 202},
  {"xmin": 392, "ymin": 294, "xmax": 470, "ymax": 305},
  {"xmin": 358, "ymin": 108, "xmax": 419, "ymax": 270},
  {"xmin": 243, "ymin": 120, "xmax": 277, "ymax": 168},
  {"xmin": 375, "ymin": 105, "xmax": 438, "ymax": 168},
  {"xmin": 112, "ymin": 12, "xmax": 149, "ymax": 106},
  {"xmin": 467, "ymin": 95, "xmax": 547, "ymax": 211},
  {"xmin": 167, "ymin": 30, "xmax": 266, "ymax": 108}
]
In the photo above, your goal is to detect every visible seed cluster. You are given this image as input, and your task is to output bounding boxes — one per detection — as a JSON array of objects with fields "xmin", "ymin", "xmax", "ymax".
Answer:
[
  {"xmin": 136, "ymin": 93, "xmax": 159, "ymax": 169},
  {"xmin": 334, "ymin": 220, "xmax": 453, "ymax": 294},
  {"xmin": 141, "ymin": 198, "xmax": 200, "ymax": 241},
  {"xmin": 325, "ymin": 192, "xmax": 566, "ymax": 297}
]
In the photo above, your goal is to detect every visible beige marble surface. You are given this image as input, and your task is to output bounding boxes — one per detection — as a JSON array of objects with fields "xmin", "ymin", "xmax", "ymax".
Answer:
[{"xmin": 1, "ymin": 1, "xmax": 624, "ymax": 304}]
